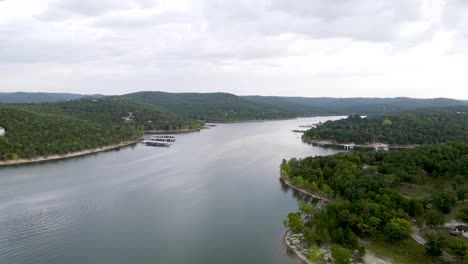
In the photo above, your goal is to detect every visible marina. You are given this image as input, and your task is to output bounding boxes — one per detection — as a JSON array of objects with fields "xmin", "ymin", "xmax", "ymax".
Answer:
[{"xmin": 142, "ymin": 135, "xmax": 176, "ymax": 147}]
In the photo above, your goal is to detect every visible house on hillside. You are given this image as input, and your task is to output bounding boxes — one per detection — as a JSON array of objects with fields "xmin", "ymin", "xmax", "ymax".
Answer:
[
  {"xmin": 0, "ymin": 126, "xmax": 5, "ymax": 136},
  {"xmin": 450, "ymin": 225, "xmax": 468, "ymax": 237}
]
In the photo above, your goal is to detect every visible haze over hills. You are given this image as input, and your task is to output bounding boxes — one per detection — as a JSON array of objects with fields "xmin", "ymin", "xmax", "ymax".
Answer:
[
  {"xmin": 1, "ymin": 91, "xmax": 468, "ymax": 122},
  {"xmin": 242, "ymin": 96, "xmax": 467, "ymax": 115},
  {"xmin": 0, "ymin": 92, "xmax": 104, "ymax": 103}
]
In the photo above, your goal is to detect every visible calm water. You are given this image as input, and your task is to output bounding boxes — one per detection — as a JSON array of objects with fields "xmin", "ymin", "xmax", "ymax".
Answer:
[{"xmin": 0, "ymin": 117, "xmax": 343, "ymax": 264}]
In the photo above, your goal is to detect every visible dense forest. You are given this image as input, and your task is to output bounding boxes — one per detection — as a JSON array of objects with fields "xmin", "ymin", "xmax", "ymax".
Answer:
[
  {"xmin": 282, "ymin": 142, "xmax": 468, "ymax": 263},
  {"xmin": 122, "ymin": 91, "xmax": 297, "ymax": 122},
  {"xmin": 0, "ymin": 99, "xmax": 203, "ymax": 161},
  {"xmin": 0, "ymin": 106, "xmax": 141, "ymax": 160},
  {"xmin": 303, "ymin": 106, "xmax": 468, "ymax": 145},
  {"xmin": 20, "ymin": 98, "xmax": 203, "ymax": 131}
]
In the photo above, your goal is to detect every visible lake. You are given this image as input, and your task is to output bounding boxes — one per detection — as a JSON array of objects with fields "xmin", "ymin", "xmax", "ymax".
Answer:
[{"xmin": 0, "ymin": 117, "xmax": 343, "ymax": 264}]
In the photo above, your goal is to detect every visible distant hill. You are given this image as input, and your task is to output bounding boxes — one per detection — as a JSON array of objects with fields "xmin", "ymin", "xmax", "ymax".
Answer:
[
  {"xmin": 242, "ymin": 96, "xmax": 468, "ymax": 115},
  {"xmin": 0, "ymin": 92, "xmax": 104, "ymax": 103},
  {"xmin": 2, "ymin": 91, "xmax": 466, "ymax": 118},
  {"xmin": 121, "ymin": 91, "xmax": 296, "ymax": 121}
]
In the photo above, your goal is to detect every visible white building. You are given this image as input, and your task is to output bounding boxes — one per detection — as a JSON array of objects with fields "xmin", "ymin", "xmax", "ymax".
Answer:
[
  {"xmin": 451, "ymin": 225, "xmax": 468, "ymax": 238},
  {"xmin": 0, "ymin": 126, "xmax": 5, "ymax": 136}
]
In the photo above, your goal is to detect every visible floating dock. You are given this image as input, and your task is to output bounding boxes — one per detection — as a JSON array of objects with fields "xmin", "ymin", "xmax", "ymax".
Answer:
[
  {"xmin": 143, "ymin": 140, "xmax": 171, "ymax": 147},
  {"xmin": 142, "ymin": 135, "xmax": 176, "ymax": 147}
]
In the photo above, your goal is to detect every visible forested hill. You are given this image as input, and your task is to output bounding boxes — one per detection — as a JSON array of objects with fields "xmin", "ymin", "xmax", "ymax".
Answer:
[
  {"xmin": 282, "ymin": 142, "xmax": 468, "ymax": 262},
  {"xmin": 121, "ymin": 91, "xmax": 297, "ymax": 121},
  {"xmin": 0, "ymin": 92, "xmax": 103, "ymax": 103},
  {"xmin": 303, "ymin": 106, "xmax": 468, "ymax": 145},
  {"xmin": 243, "ymin": 96, "xmax": 467, "ymax": 115},
  {"xmin": 21, "ymin": 98, "xmax": 203, "ymax": 131},
  {"xmin": 0, "ymin": 99, "xmax": 203, "ymax": 161},
  {"xmin": 0, "ymin": 106, "xmax": 140, "ymax": 160}
]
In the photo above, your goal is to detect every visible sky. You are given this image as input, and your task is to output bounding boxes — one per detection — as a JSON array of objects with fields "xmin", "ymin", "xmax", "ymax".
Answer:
[{"xmin": 0, "ymin": 0, "xmax": 467, "ymax": 99}]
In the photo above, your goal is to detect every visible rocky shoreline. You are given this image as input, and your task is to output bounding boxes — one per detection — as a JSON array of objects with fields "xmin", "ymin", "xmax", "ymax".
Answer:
[
  {"xmin": 144, "ymin": 128, "xmax": 202, "ymax": 134},
  {"xmin": 281, "ymin": 177, "xmax": 331, "ymax": 202},
  {"xmin": 304, "ymin": 139, "xmax": 416, "ymax": 150},
  {"xmin": 0, "ymin": 140, "xmax": 137, "ymax": 167}
]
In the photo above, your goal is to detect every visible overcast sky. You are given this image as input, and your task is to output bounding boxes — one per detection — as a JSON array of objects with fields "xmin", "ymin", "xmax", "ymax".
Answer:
[{"xmin": 0, "ymin": 0, "xmax": 467, "ymax": 98}]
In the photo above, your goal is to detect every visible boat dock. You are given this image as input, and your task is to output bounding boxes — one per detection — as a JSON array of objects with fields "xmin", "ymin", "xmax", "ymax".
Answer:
[
  {"xmin": 142, "ymin": 135, "xmax": 176, "ymax": 147},
  {"xmin": 143, "ymin": 141, "xmax": 171, "ymax": 147}
]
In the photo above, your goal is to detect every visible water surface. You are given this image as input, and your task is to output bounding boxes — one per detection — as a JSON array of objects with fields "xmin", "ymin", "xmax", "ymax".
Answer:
[{"xmin": 0, "ymin": 117, "xmax": 343, "ymax": 264}]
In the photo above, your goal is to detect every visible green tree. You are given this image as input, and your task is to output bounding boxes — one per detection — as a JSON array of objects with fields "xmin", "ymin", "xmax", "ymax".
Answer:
[
  {"xmin": 331, "ymin": 245, "xmax": 351, "ymax": 264},
  {"xmin": 284, "ymin": 212, "xmax": 303, "ymax": 233},
  {"xmin": 383, "ymin": 218, "xmax": 411, "ymax": 243},
  {"xmin": 308, "ymin": 244, "xmax": 324, "ymax": 263},
  {"xmin": 424, "ymin": 210, "xmax": 446, "ymax": 227},
  {"xmin": 425, "ymin": 234, "xmax": 445, "ymax": 257},
  {"xmin": 457, "ymin": 208, "xmax": 468, "ymax": 224},
  {"xmin": 299, "ymin": 201, "xmax": 316, "ymax": 220},
  {"xmin": 448, "ymin": 242, "xmax": 467, "ymax": 260},
  {"xmin": 432, "ymin": 192, "xmax": 456, "ymax": 214}
]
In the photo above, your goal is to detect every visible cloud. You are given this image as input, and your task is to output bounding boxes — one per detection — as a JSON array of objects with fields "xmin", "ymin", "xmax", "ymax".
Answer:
[
  {"xmin": 0, "ymin": 0, "xmax": 467, "ymax": 98},
  {"xmin": 202, "ymin": 0, "xmax": 434, "ymax": 43}
]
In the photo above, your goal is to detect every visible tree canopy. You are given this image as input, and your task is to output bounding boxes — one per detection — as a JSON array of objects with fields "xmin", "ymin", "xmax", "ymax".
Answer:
[{"xmin": 303, "ymin": 106, "xmax": 468, "ymax": 145}]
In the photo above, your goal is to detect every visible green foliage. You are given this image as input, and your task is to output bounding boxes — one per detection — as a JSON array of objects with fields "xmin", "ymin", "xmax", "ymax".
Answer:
[
  {"xmin": 383, "ymin": 218, "xmax": 411, "ymax": 243},
  {"xmin": 284, "ymin": 212, "xmax": 303, "ymax": 233},
  {"xmin": 457, "ymin": 208, "xmax": 468, "ymax": 224},
  {"xmin": 425, "ymin": 234, "xmax": 445, "ymax": 257},
  {"xmin": 303, "ymin": 107, "xmax": 468, "ymax": 145},
  {"xmin": 299, "ymin": 200, "xmax": 316, "ymax": 220},
  {"xmin": 0, "ymin": 106, "xmax": 141, "ymax": 160},
  {"xmin": 331, "ymin": 245, "xmax": 351, "ymax": 264},
  {"xmin": 0, "ymin": 98, "xmax": 203, "ymax": 161},
  {"xmin": 431, "ymin": 192, "xmax": 457, "ymax": 214},
  {"xmin": 423, "ymin": 210, "xmax": 446, "ymax": 227},
  {"xmin": 282, "ymin": 142, "xmax": 467, "ymax": 250},
  {"xmin": 307, "ymin": 244, "xmax": 324, "ymax": 263},
  {"xmin": 20, "ymin": 98, "xmax": 203, "ymax": 131},
  {"xmin": 447, "ymin": 241, "xmax": 467, "ymax": 260}
]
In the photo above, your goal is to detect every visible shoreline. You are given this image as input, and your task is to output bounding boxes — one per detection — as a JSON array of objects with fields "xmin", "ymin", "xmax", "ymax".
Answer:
[
  {"xmin": 144, "ymin": 128, "xmax": 202, "ymax": 134},
  {"xmin": 0, "ymin": 140, "xmax": 138, "ymax": 167},
  {"xmin": 304, "ymin": 139, "xmax": 417, "ymax": 150},
  {"xmin": 284, "ymin": 230, "xmax": 313, "ymax": 264},
  {"xmin": 0, "ymin": 127, "xmax": 206, "ymax": 167},
  {"xmin": 281, "ymin": 177, "xmax": 330, "ymax": 202},
  {"xmin": 201, "ymin": 115, "xmax": 344, "ymax": 124}
]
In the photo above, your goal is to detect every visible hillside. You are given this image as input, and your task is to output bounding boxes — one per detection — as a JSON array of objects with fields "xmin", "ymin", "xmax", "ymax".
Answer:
[
  {"xmin": 243, "ymin": 96, "xmax": 468, "ymax": 115},
  {"xmin": 121, "ymin": 91, "xmax": 296, "ymax": 121},
  {"xmin": 282, "ymin": 142, "xmax": 468, "ymax": 263},
  {"xmin": 0, "ymin": 99, "xmax": 203, "ymax": 161},
  {"xmin": 0, "ymin": 106, "xmax": 141, "ymax": 160},
  {"xmin": 302, "ymin": 106, "xmax": 468, "ymax": 145},
  {"xmin": 21, "ymin": 98, "xmax": 203, "ymax": 131}
]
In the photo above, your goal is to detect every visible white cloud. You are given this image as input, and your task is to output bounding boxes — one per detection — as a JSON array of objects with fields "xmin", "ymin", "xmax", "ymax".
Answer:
[{"xmin": 0, "ymin": 0, "xmax": 467, "ymax": 99}]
